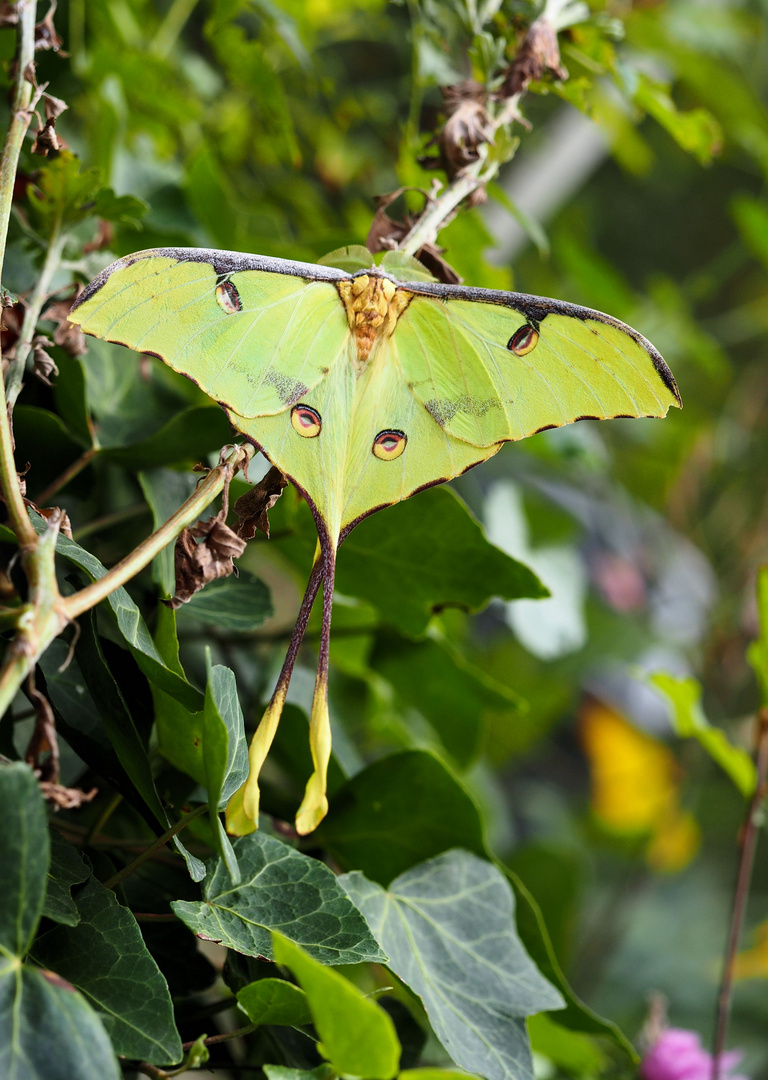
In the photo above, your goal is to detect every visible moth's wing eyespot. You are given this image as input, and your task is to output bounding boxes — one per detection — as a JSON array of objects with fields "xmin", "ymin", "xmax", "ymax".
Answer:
[
  {"xmin": 291, "ymin": 404, "xmax": 322, "ymax": 438},
  {"xmin": 372, "ymin": 429, "xmax": 407, "ymax": 460},
  {"xmin": 507, "ymin": 324, "xmax": 539, "ymax": 356},
  {"xmin": 215, "ymin": 279, "xmax": 242, "ymax": 314}
]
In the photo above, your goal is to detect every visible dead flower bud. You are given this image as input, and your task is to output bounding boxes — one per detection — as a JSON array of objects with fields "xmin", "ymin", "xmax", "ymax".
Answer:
[
  {"xmin": 35, "ymin": 3, "xmax": 66, "ymax": 53},
  {"xmin": 35, "ymin": 504, "xmax": 72, "ymax": 538},
  {"xmin": 42, "ymin": 91, "xmax": 68, "ymax": 120},
  {"xmin": 32, "ymin": 336, "xmax": 58, "ymax": 385},
  {"xmin": 31, "ymin": 116, "xmax": 59, "ymax": 157},
  {"xmin": 165, "ymin": 514, "xmax": 247, "ymax": 608},
  {"xmin": 439, "ymin": 82, "xmax": 492, "ymax": 175},
  {"xmin": 0, "ymin": 2, "xmax": 18, "ymax": 27},
  {"xmin": 501, "ymin": 17, "xmax": 567, "ymax": 98},
  {"xmin": 234, "ymin": 465, "xmax": 288, "ymax": 540}
]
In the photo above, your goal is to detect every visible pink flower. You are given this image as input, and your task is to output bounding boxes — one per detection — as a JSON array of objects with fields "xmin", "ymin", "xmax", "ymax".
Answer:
[{"xmin": 640, "ymin": 1030, "xmax": 748, "ymax": 1080}]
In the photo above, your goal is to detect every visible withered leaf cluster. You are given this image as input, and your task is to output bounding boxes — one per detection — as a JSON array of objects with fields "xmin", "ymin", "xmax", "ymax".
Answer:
[
  {"xmin": 166, "ymin": 514, "xmax": 247, "ymax": 609},
  {"xmin": 233, "ymin": 465, "xmax": 287, "ymax": 540},
  {"xmin": 500, "ymin": 17, "xmax": 567, "ymax": 98}
]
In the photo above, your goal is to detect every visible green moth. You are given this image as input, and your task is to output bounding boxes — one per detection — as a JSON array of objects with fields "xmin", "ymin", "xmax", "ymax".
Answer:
[{"xmin": 69, "ymin": 244, "xmax": 681, "ymax": 834}]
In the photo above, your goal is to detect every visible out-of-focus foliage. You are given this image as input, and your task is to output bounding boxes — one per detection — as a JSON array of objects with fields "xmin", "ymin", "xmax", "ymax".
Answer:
[{"xmin": 1, "ymin": 0, "xmax": 768, "ymax": 1077}]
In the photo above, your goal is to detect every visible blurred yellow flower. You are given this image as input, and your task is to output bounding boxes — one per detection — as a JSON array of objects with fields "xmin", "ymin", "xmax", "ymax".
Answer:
[
  {"xmin": 580, "ymin": 699, "xmax": 700, "ymax": 872},
  {"xmin": 734, "ymin": 922, "xmax": 768, "ymax": 979}
]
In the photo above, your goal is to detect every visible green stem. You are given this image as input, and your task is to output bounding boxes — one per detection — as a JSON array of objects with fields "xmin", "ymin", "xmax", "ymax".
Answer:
[
  {"xmin": 181, "ymin": 1023, "xmax": 258, "ymax": 1051},
  {"xmin": 62, "ymin": 443, "xmax": 253, "ymax": 621},
  {"xmin": 103, "ymin": 802, "xmax": 208, "ymax": 890},
  {"xmin": 399, "ymin": 158, "xmax": 490, "ymax": 256},
  {"xmin": 150, "ymin": 0, "xmax": 200, "ymax": 58},
  {"xmin": 0, "ymin": 1, "xmax": 37, "ymax": 288},
  {"xmin": 6, "ymin": 221, "xmax": 67, "ymax": 408},
  {"xmin": 0, "ymin": 2, "xmax": 39, "ymax": 550}
]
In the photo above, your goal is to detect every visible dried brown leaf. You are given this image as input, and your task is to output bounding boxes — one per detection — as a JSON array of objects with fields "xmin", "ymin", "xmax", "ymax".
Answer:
[
  {"xmin": 43, "ymin": 286, "xmax": 87, "ymax": 357},
  {"xmin": 32, "ymin": 336, "xmax": 58, "ymax": 385},
  {"xmin": 35, "ymin": 2, "xmax": 66, "ymax": 54},
  {"xmin": 42, "ymin": 91, "xmax": 68, "ymax": 120},
  {"xmin": 233, "ymin": 465, "xmax": 288, "ymax": 540},
  {"xmin": 31, "ymin": 116, "xmax": 59, "ymax": 156},
  {"xmin": 366, "ymin": 190, "xmax": 462, "ymax": 285},
  {"xmin": 40, "ymin": 781, "xmax": 98, "ymax": 810},
  {"xmin": 0, "ymin": 1, "xmax": 18, "ymax": 27},
  {"xmin": 165, "ymin": 514, "xmax": 247, "ymax": 608}
]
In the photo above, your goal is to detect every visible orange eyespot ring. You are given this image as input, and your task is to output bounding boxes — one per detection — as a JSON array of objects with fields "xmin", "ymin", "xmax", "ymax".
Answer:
[
  {"xmin": 291, "ymin": 404, "xmax": 322, "ymax": 438},
  {"xmin": 215, "ymin": 280, "xmax": 242, "ymax": 314},
  {"xmin": 507, "ymin": 324, "xmax": 539, "ymax": 356},
  {"xmin": 372, "ymin": 429, "xmax": 406, "ymax": 460}
]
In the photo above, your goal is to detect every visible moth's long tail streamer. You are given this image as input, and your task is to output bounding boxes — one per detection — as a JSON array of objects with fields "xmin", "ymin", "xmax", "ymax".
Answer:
[
  {"xmin": 295, "ymin": 541, "xmax": 336, "ymax": 835},
  {"xmin": 228, "ymin": 552, "xmax": 324, "ymax": 833}
]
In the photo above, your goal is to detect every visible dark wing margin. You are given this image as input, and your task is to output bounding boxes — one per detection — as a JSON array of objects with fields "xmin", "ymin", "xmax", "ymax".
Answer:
[
  {"xmin": 71, "ymin": 246, "xmax": 350, "ymax": 312},
  {"xmin": 400, "ymin": 278, "xmax": 682, "ymax": 408}
]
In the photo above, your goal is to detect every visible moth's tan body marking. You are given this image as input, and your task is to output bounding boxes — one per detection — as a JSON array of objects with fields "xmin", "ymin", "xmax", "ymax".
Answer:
[{"xmin": 337, "ymin": 274, "xmax": 413, "ymax": 371}]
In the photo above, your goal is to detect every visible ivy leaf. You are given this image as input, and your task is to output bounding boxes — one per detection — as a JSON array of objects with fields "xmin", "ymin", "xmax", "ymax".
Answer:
[
  {"xmin": 316, "ymin": 749, "xmax": 486, "ymax": 885},
  {"xmin": 43, "ymin": 831, "xmax": 90, "ymax": 927},
  {"xmin": 0, "ymin": 762, "xmax": 49, "ymax": 956},
  {"xmin": 272, "ymin": 933, "xmax": 400, "ymax": 1079},
  {"xmin": 342, "ymin": 851, "xmax": 564, "ymax": 1080},
  {"xmin": 237, "ymin": 978, "xmax": 312, "ymax": 1026},
  {"xmin": 171, "ymin": 831, "xmax": 386, "ymax": 965},
  {"xmin": 0, "ymin": 765, "xmax": 120, "ymax": 1079},
  {"xmin": 178, "ymin": 570, "xmax": 273, "ymax": 632},
  {"xmin": 31, "ymin": 878, "xmax": 183, "ymax": 1065},
  {"xmin": 201, "ymin": 655, "xmax": 249, "ymax": 882}
]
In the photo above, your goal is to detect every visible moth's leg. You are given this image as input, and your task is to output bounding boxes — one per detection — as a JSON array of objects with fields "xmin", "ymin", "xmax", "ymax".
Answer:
[
  {"xmin": 233, "ymin": 553, "xmax": 324, "ymax": 829},
  {"xmin": 295, "ymin": 539, "xmax": 336, "ymax": 835}
]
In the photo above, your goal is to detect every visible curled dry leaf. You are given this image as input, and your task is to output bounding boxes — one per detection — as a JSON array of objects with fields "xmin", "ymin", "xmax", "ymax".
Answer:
[
  {"xmin": 43, "ymin": 285, "xmax": 87, "ymax": 357},
  {"xmin": 0, "ymin": 300, "xmax": 24, "ymax": 356},
  {"xmin": 439, "ymin": 81, "xmax": 492, "ymax": 175},
  {"xmin": 366, "ymin": 189, "xmax": 462, "ymax": 285},
  {"xmin": 233, "ymin": 465, "xmax": 288, "ymax": 540},
  {"xmin": 25, "ymin": 682, "xmax": 59, "ymax": 784},
  {"xmin": 165, "ymin": 514, "xmax": 247, "ymax": 609},
  {"xmin": 32, "ymin": 336, "xmax": 58, "ymax": 385},
  {"xmin": 500, "ymin": 17, "xmax": 567, "ymax": 98},
  {"xmin": 34, "ymin": 504, "xmax": 72, "ymax": 538}
]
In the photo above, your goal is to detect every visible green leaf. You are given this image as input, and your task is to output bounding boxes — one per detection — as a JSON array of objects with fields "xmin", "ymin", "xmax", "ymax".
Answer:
[
  {"xmin": 33, "ymin": 513, "xmax": 203, "ymax": 711},
  {"xmin": 527, "ymin": 1014, "xmax": 606, "ymax": 1076},
  {"xmin": 272, "ymin": 933, "xmax": 400, "ymax": 1079},
  {"xmin": 731, "ymin": 194, "xmax": 768, "ymax": 273},
  {"xmin": 179, "ymin": 570, "xmax": 273, "ymax": 632},
  {"xmin": 0, "ymin": 762, "xmax": 48, "ymax": 956},
  {"xmin": 0, "ymin": 962, "xmax": 120, "ymax": 1080},
  {"xmin": 336, "ymin": 488, "xmax": 547, "ymax": 636},
  {"xmin": 139, "ymin": 467, "xmax": 197, "ymax": 595},
  {"xmin": 342, "ymin": 851, "xmax": 564, "ymax": 1080},
  {"xmin": 202, "ymin": 655, "xmax": 249, "ymax": 882},
  {"xmin": 502, "ymin": 868, "xmax": 636, "ymax": 1058},
  {"xmin": 171, "ymin": 831, "xmax": 386, "ymax": 964},
  {"xmin": 102, "ymin": 404, "xmax": 232, "ymax": 467},
  {"xmin": 236, "ymin": 977, "xmax": 312, "ymax": 1025},
  {"xmin": 316, "ymin": 750, "xmax": 486, "ymax": 885},
  {"xmin": 634, "ymin": 73, "xmax": 722, "ymax": 165},
  {"xmin": 27, "ymin": 151, "xmax": 140, "ymax": 231},
  {"xmin": 372, "ymin": 635, "xmax": 524, "ymax": 766},
  {"xmin": 264, "ymin": 1066, "xmax": 333, "ymax": 1080},
  {"xmin": 43, "ymin": 832, "xmax": 90, "ymax": 927},
  {"xmin": 75, "ymin": 609, "xmax": 170, "ymax": 824},
  {"xmin": 649, "ymin": 673, "xmax": 757, "ymax": 796},
  {"xmin": 31, "ymin": 878, "xmax": 182, "ymax": 1065}
]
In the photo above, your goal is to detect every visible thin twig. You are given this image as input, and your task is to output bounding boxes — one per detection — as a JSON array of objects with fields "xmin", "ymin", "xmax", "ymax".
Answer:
[
  {"xmin": 712, "ymin": 707, "xmax": 768, "ymax": 1079},
  {"xmin": 62, "ymin": 443, "xmax": 253, "ymax": 620},
  {"xmin": 6, "ymin": 222, "xmax": 67, "ymax": 408},
  {"xmin": 181, "ymin": 1023, "xmax": 258, "ymax": 1051},
  {"xmin": 34, "ymin": 445, "xmax": 97, "ymax": 505},
  {"xmin": 102, "ymin": 802, "xmax": 208, "ymax": 890}
]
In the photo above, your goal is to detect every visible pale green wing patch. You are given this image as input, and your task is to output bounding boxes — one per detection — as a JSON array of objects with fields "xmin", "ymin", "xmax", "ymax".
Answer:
[
  {"xmin": 397, "ymin": 294, "xmax": 680, "ymax": 448},
  {"xmin": 228, "ymin": 337, "xmax": 499, "ymax": 540},
  {"xmin": 69, "ymin": 253, "xmax": 350, "ymax": 418}
]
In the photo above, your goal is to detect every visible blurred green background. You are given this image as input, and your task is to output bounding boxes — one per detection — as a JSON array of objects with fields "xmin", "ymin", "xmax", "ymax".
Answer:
[{"xmin": 3, "ymin": 0, "xmax": 768, "ymax": 1075}]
